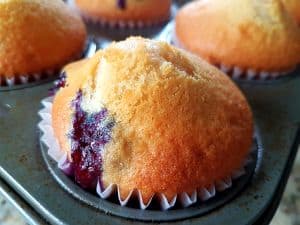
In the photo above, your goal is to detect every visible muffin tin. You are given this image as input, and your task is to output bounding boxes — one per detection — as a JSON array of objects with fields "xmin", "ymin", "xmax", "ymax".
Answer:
[{"xmin": 1, "ymin": 1, "xmax": 300, "ymax": 224}]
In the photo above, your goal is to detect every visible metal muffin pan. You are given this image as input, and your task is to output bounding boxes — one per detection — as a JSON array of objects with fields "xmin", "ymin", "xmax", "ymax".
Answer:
[{"xmin": 1, "ymin": 0, "xmax": 300, "ymax": 224}]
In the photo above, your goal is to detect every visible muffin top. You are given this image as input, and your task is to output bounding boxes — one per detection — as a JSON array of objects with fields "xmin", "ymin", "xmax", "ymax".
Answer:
[
  {"xmin": 281, "ymin": 0, "xmax": 300, "ymax": 24},
  {"xmin": 52, "ymin": 37, "xmax": 253, "ymax": 202},
  {"xmin": 75, "ymin": 0, "xmax": 171, "ymax": 23},
  {"xmin": 175, "ymin": 0, "xmax": 300, "ymax": 73},
  {"xmin": 0, "ymin": 0, "xmax": 86, "ymax": 78}
]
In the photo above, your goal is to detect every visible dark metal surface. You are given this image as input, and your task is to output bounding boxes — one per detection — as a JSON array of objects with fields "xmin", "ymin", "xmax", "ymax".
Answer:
[
  {"xmin": 0, "ymin": 178, "xmax": 48, "ymax": 225},
  {"xmin": 0, "ymin": 0, "xmax": 300, "ymax": 224},
  {"xmin": 253, "ymin": 127, "xmax": 300, "ymax": 225}
]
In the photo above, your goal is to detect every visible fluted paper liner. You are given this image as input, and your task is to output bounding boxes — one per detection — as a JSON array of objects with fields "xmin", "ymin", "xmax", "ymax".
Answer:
[
  {"xmin": 38, "ymin": 97, "xmax": 253, "ymax": 210},
  {"xmin": 0, "ymin": 70, "xmax": 57, "ymax": 87},
  {"xmin": 216, "ymin": 64, "xmax": 295, "ymax": 80},
  {"xmin": 157, "ymin": 21, "xmax": 296, "ymax": 80}
]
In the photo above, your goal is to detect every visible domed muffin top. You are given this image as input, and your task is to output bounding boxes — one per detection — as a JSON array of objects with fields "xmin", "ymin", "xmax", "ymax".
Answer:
[
  {"xmin": 281, "ymin": 0, "xmax": 300, "ymax": 24},
  {"xmin": 175, "ymin": 0, "xmax": 300, "ymax": 73},
  {"xmin": 52, "ymin": 37, "xmax": 253, "ymax": 202},
  {"xmin": 0, "ymin": 0, "xmax": 86, "ymax": 77},
  {"xmin": 74, "ymin": 0, "xmax": 171, "ymax": 23}
]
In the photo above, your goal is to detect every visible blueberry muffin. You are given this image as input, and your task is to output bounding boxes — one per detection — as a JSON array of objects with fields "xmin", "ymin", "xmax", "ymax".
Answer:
[
  {"xmin": 175, "ymin": 0, "xmax": 300, "ymax": 79},
  {"xmin": 74, "ymin": 0, "xmax": 171, "ymax": 27},
  {"xmin": 0, "ymin": 0, "xmax": 86, "ymax": 84},
  {"xmin": 52, "ymin": 37, "xmax": 253, "ymax": 203}
]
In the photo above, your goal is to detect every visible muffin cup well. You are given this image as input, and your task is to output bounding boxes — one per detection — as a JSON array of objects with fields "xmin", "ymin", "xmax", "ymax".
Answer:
[
  {"xmin": 160, "ymin": 21, "xmax": 297, "ymax": 81},
  {"xmin": 68, "ymin": 0, "xmax": 170, "ymax": 29},
  {"xmin": 38, "ymin": 96, "xmax": 253, "ymax": 210}
]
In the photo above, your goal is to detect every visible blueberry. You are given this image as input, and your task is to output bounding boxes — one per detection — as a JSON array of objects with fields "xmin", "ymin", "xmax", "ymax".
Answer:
[
  {"xmin": 117, "ymin": 0, "xmax": 126, "ymax": 9},
  {"xmin": 69, "ymin": 90, "xmax": 115, "ymax": 190},
  {"xmin": 49, "ymin": 72, "xmax": 67, "ymax": 96}
]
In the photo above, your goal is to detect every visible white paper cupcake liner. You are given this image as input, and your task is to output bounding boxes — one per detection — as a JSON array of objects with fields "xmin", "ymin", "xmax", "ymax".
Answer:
[
  {"xmin": 0, "ymin": 70, "xmax": 58, "ymax": 87},
  {"xmin": 38, "ymin": 97, "xmax": 253, "ymax": 210},
  {"xmin": 67, "ymin": 0, "xmax": 170, "ymax": 29},
  {"xmin": 0, "ymin": 49, "xmax": 86, "ymax": 87},
  {"xmin": 83, "ymin": 15, "xmax": 168, "ymax": 29},
  {"xmin": 216, "ymin": 64, "xmax": 296, "ymax": 81},
  {"xmin": 158, "ymin": 21, "xmax": 297, "ymax": 81}
]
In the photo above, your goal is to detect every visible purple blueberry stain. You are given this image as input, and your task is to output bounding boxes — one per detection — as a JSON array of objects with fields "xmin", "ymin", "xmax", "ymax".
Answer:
[
  {"xmin": 117, "ymin": 0, "xmax": 126, "ymax": 9},
  {"xmin": 69, "ymin": 90, "xmax": 115, "ymax": 190},
  {"xmin": 49, "ymin": 72, "xmax": 67, "ymax": 96}
]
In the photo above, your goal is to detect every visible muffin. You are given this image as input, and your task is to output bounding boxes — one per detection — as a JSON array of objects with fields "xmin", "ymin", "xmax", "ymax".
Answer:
[
  {"xmin": 51, "ymin": 37, "xmax": 253, "ymax": 204},
  {"xmin": 175, "ymin": 0, "xmax": 300, "ymax": 79},
  {"xmin": 74, "ymin": 0, "xmax": 171, "ymax": 28},
  {"xmin": 281, "ymin": 0, "xmax": 300, "ymax": 24},
  {"xmin": 0, "ymin": 0, "xmax": 87, "ymax": 85}
]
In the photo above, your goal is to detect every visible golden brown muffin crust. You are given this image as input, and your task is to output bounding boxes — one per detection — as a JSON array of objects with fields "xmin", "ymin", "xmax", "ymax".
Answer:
[
  {"xmin": 175, "ymin": 0, "xmax": 300, "ymax": 73},
  {"xmin": 53, "ymin": 37, "xmax": 253, "ymax": 203},
  {"xmin": 52, "ymin": 55, "xmax": 101, "ymax": 159},
  {"xmin": 0, "ymin": 0, "xmax": 87, "ymax": 78},
  {"xmin": 281, "ymin": 0, "xmax": 300, "ymax": 24},
  {"xmin": 75, "ymin": 0, "xmax": 171, "ymax": 23}
]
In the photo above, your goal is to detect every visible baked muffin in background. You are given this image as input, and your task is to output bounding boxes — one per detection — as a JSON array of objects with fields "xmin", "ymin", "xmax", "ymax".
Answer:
[
  {"xmin": 0, "ymin": 0, "xmax": 87, "ymax": 85},
  {"xmin": 52, "ymin": 37, "xmax": 253, "ymax": 204},
  {"xmin": 281, "ymin": 0, "xmax": 300, "ymax": 25},
  {"xmin": 175, "ymin": 0, "xmax": 300, "ymax": 79},
  {"xmin": 74, "ymin": 0, "xmax": 171, "ymax": 28}
]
